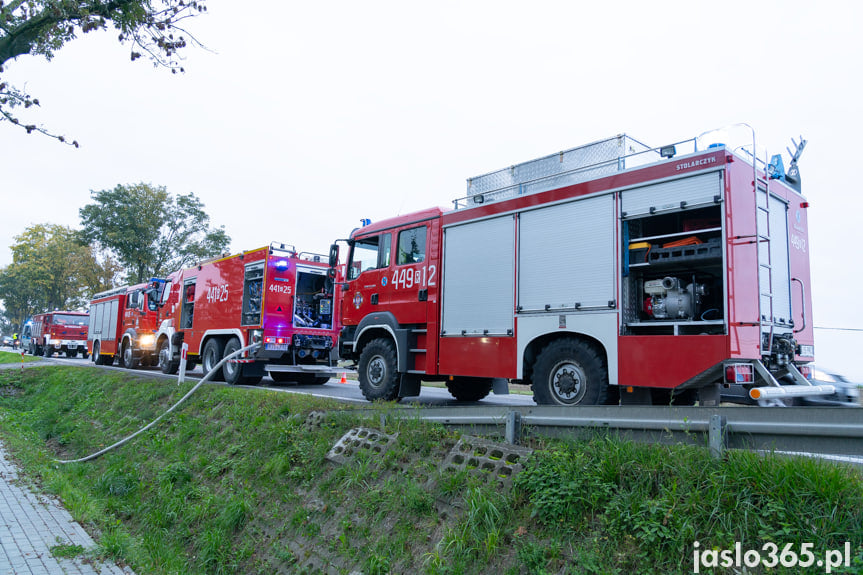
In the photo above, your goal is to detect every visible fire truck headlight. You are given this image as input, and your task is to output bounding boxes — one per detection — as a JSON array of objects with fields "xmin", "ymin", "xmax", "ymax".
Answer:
[{"xmin": 139, "ymin": 334, "xmax": 155, "ymax": 348}]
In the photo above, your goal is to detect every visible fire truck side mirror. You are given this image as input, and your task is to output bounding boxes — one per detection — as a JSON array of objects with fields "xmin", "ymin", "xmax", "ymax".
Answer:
[
  {"xmin": 328, "ymin": 244, "xmax": 339, "ymax": 268},
  {"xmin": 327, "ymin": 267, "xmax": 336, "ymax": 279}
]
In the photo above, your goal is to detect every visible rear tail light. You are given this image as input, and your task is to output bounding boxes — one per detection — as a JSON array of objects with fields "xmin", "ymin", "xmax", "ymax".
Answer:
[
  {"xmin": 264, "ymin": 336, "xmax": 287, "ymax": 345},
  {"xmin": 725, "ymin": 363, "xmax": 754, "ymax": 384}
]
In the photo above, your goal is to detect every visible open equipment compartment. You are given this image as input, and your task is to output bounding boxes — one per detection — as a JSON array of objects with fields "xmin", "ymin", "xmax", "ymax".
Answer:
[{"xmin": 621, "ymin": 202, "xmax": 726, "ymax": 336}]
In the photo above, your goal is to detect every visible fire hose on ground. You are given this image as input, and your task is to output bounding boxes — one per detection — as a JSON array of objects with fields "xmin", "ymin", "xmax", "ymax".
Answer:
[{"xmin": 53, "ymin": 342, "xmax": 261, "ymax": 464}]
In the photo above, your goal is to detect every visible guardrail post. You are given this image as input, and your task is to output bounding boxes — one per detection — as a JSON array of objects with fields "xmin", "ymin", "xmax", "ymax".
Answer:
[
  {"xmin": 709, "ymin": 414, "xmax": 727, "ymax": 459},
  {"xmin": 505, "ymin": 410, "xmax": 521, "ymax": 445}
]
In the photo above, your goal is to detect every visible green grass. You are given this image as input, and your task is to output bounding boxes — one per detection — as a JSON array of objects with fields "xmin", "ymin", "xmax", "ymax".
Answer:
[
  {"xmin": 0, "ymin": 365, "xmax": 861, "ymax": 574},
  {"xmin": 0, "ymin": 350, "xmax": 42, "ymax": 363}
]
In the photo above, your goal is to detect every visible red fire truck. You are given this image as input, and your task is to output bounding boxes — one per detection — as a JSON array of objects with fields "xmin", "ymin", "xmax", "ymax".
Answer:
[
  {"xmin": 26, "ymin": 311, "xmax": 89, "ymax": 358},
  {"xmin": 87, "ymin": 280, "xmax": 170, "ymax": 367},
  {"xmin": 331, "ymin": 128, "xmax": 833, "ymax": 406},
  {"xmin": 155, "ymin": 243, "xmax": 340, "ymax": 385}
]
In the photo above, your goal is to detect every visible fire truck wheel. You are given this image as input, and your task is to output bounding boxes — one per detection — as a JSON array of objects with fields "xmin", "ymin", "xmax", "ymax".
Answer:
[
  {"xmin": 358, "ymin": 338, "xmax": 400, "ymax": 401},
  {"xmin": 66, "ymin": 349, "xmax": 78, "ymax": 358},
  {"xmin": 121, "ymin": 342, "xmax": 140, "ymax": 369},
  {"xmin": 202, "ymin": 338, "xmax": 226, "ymax": 381},
  {"xmin": 445, "ymin": 377, "xmax": 493, "ymax": 401},
  {"xmin": 532, "ymin": 338, "xmax": 608, "ymax": 406},
  {"xmin": 43, "ymin": 346, "xmax": 52, "ymax": 358},
  {"xmin": 223, "ymin": 338, "xmax": 253, "ymax": 385},
  {"xmin": 159, "ymin": 339, "xmax": 180, "ymax": 375}
]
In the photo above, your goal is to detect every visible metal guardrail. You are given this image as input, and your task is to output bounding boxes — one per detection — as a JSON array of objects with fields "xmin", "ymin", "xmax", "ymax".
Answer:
[{"xmin": 377, "ymin": 405, "xmax": 863, "ymax": 460}]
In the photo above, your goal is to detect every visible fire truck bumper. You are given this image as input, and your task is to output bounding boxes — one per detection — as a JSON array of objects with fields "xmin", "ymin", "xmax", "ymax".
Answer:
[
  {"xmin": 52, "ymin": 340, "xmax": 86, "ymax": 349},
  {"xmin": 749, "ymin": 384, "xmax": 836, "ymax": 400}
]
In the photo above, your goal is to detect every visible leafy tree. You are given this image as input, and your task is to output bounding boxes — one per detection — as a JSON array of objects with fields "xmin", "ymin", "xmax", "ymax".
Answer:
[
  {"xmin": 0, "ymin": 0, "xmax": 208, "ymax": 143},
  {"xmin": 79, "ymin": 182, "xmax": 231, "ymax": 283},
  {"xmin": 0, "ymin": 223, "xmax": 120, "ymax": 325}
]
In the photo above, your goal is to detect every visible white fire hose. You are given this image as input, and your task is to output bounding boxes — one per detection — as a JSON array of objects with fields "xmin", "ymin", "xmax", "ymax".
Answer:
[{"xmin": 54, "ymin": 342, "xmax": 261, "ymax": 464}]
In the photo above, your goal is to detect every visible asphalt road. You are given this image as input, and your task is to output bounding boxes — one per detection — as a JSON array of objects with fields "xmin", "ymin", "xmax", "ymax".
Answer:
[{"xmin": 16, "ymin": 354, "xmax": 538, "ymax": 408}]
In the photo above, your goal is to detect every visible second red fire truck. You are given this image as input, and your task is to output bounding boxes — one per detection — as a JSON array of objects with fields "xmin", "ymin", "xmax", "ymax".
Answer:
[
  {"xmin": 331, "ymin": 127, "xmax": 833, "ymax": 406},
  {"xmin": 154, "ymin": 243, "xmax": 340, "ymax": 384}
]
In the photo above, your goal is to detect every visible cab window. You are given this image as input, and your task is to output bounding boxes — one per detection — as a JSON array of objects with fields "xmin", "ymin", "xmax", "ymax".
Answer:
[
  {"xmin": 349, "ymin": 234, "xmax": 392, "ymax": 280},
  {"xmin": 397, "ymin": 226, "xmax": 426, "ymax": 265}
]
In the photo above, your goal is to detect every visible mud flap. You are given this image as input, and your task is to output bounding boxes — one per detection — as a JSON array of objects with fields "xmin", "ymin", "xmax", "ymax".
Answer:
[
  {"xmin": 492, "ymin": 378, "xmax": 509, "ymax": 395},
  {"xmin": 398, "ymin": 374, "xmax": 421, "ymax": 398}
]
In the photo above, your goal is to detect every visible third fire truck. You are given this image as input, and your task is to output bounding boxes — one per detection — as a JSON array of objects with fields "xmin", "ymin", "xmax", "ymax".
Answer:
[
  {"xmin": 155, "ymin": 243, "xmax": 340, "ymax": 384},
  {"xmin": 331, "ymin": 127, "xmax": 834, "ymax": 406},
  {"xmin": 88, "ymin": 281, "xmax": 168, "ymax": 367}
]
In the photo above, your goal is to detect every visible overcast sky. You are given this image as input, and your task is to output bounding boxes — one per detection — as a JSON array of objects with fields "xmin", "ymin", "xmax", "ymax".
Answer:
[{"xmin": 2, "ymin": 0, "xmax": 862, "ymax": 378}]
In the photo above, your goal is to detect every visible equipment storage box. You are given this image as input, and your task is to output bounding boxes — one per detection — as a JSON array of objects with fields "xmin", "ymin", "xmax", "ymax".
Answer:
[{"xmin": 647, "ymin": 237, "xmax": 722, "ymax": 265}]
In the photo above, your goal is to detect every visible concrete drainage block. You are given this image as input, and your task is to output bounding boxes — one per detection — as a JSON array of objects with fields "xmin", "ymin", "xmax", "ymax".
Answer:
[
  {"xmin": 327, "ymin": 427, "xmax": 398, "ymax": 465},
  {"xmin": 442, "ymin": 435, "xmax": 532, "ymax": 489}
]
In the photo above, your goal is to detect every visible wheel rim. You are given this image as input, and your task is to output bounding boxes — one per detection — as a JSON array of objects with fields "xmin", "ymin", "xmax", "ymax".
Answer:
[
  {"xmin": 549, "ymin": 360, "xmax": 587, "ymax": 404},
  {"xmin": 159, "ymin": 343, "xmax": 170, "ymax": 370},
  {"xmin": 124, "ymin": 345, "xmax": 132, "ymax": 366},
  {"xmin": 224, "ymin": 344, "xmax": 237, "ymax": 377},
  {"xmin": 367, "ymin": 354, "xmax": 387, "ymax": 389}
]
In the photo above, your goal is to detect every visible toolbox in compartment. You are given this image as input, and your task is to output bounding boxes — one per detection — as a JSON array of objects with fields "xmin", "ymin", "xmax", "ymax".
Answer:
[{"xmin": 647, "ymin": 237, "xmax": 722, "ymax": 265}]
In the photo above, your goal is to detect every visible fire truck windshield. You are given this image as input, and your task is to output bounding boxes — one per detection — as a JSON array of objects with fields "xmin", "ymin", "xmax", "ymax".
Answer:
[{"xmin": 53, "ymin": 314, "xmax": 87, "ymax": 326}]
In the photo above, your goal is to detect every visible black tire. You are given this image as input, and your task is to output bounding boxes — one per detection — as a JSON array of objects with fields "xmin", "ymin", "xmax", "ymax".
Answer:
[
  {"xmin": 313, "ymin": 375, "xmax": 330, "ymax": 385},
  {"xmin": 445, "ymin": 377, "xmax": 493, "ymax": 402},
  {"xmin": 120, "ymin": 341, "xmax": 139, "ymax": 369},
  {"xmin": 358, "ymin": 338, "xmax": 400, "ymax": 401},
  {"xmin": 223, "ymin": 338, "xmax": 254, "ymax": 385},
  {"xmin": 93, "ymin": 342, "xmax": 104, "ymax": 365},
  {"xmin": 159, "ymin": 339, "xmax": 179, "ymax": 375},
  {"xmin": 43, "ymin": 345, "xmax": 53, "ymax": 358},
  {"xmin": 532, "ymin": 338, "xmax": 608, "ymax": 406},
  {"xmin": 66, "ymin": 349, "xmax": 78, "ymax": 358},
  {"xmin": 202, "ymin": 338, "xmax": 226, "ymax": 381}
]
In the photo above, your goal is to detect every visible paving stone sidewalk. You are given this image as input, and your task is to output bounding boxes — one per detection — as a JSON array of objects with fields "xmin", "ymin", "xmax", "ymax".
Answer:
[{"xmin": 0, "ymin": 440, "xmax": 133, "ymax": 575}]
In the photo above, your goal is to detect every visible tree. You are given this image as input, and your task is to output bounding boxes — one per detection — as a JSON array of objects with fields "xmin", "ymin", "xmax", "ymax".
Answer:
[
  {"xmin": 79, "ymin": 182, "xmax": 231, "ymax": 283},
  {"xmin": 0, "ymin": 0, "xmax": 207, "ymax": 143},
  {"xmin": 0, "ymin": 223, "xmax": 120, "ymax": 325}
]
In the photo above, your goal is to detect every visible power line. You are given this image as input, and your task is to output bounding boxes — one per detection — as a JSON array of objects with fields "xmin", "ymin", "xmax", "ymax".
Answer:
[{"xmin": 814, "ymin": 326, "xmax": 863, "ymax": 332}]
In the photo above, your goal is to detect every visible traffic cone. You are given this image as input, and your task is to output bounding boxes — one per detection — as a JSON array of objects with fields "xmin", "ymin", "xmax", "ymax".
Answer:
[{"xmin": 339, "ymin": 373, "xmax": 348, "ymax": 384}]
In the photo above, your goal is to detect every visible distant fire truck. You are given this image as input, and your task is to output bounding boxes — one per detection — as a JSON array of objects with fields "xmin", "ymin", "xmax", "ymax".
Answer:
[
  {"xmin": 88, "ymin": 281, "xmax": 168, "ymax": 367},
  {"xmin": 26, "ymin": 311, "xmax": 89, "ymax": 358},
  {"xmin": 155, "ymin": 243, "xmax": 339, "ymax": 384},
  {"xmin": 331, "ymin": 128, "xmax": 834, "ymax": 406}
]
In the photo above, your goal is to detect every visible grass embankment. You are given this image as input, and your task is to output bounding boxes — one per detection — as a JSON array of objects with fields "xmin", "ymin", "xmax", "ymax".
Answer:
[
  {"xmin": 0, "ymin": 349, "xmax": 42, "ymax": 364},
  {"xmin": 0, "ymin": 366, "xmax": 861, "ymax": 574}
]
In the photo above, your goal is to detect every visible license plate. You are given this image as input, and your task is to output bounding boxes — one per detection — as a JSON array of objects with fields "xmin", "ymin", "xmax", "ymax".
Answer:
[{"xmin": 265, "ymin": 344, "xmax": 290, "ymax": 351}]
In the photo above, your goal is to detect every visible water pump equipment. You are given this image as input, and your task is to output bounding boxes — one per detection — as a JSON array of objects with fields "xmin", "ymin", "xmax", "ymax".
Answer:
[{"xmin": 643, "ymin": 277, "xmax": 706, "ymax": 320}]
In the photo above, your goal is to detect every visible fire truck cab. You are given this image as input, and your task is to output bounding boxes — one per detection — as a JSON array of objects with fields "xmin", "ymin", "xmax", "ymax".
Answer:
[
  {"xmin": 333, "ymin": 128, "xmax": 832, "ymax": 406},
  {"xmin": 156, "ymin": 243, "xmax": 339, "ymax": 384},
  {"xmin": 27, "ymin": 311, "xmax": 89, "ymax": 358}
]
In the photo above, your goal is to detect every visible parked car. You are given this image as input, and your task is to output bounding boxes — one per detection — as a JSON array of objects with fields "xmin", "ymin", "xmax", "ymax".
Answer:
[
  {"xmin": 722, "ymin": 365, "xmax": 860, "ymax": 407},
  {"xmin": 1, "ymin": 335, "xmax": 13, "ymax": 348},
  {"xmin": 803, "ymin": 366, "xmax": 861, "ymax": 407}
]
